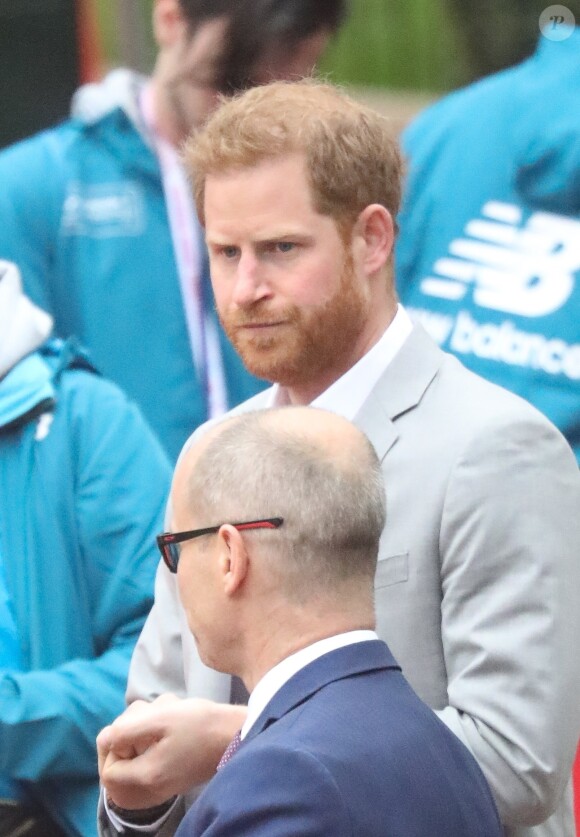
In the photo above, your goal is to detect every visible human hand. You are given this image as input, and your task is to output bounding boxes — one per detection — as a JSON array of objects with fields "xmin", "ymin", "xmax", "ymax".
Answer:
[{"xmin": 97, "ymin": 693, "xmax": 247, "ymax": 809}]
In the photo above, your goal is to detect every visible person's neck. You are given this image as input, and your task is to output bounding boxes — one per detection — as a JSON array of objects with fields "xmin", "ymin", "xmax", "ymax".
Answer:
[
  {"xmin": 147, "ymin": 78, "xmax": 182, "ymax": 148},
  {"xmin": 240, "ymin": 605, "xmax": 375, "ymax": 692}
]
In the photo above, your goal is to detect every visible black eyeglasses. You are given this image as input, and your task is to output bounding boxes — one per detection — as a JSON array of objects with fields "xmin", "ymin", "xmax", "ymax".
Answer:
[{"xmin": 157, "ymin": 517, "xmax": 284, "ymax": 573}]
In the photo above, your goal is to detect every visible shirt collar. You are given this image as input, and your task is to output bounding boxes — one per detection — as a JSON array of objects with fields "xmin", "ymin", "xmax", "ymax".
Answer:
[{"xmin": 241, "ymin": 630, "xmax": 378, "ymax": 739}]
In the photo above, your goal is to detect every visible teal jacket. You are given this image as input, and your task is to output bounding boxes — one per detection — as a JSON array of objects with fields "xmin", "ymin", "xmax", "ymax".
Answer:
[
  {"xmin": 0, "ymin": 340, "xmax": 171, "ymax": 836},
  {"xmin": 397, "ymin": 29, "xmax": 580, "ymax": 459},
  {"xmin": 0, "ymin": 72, "xmax": 265, "ymax": 463}
]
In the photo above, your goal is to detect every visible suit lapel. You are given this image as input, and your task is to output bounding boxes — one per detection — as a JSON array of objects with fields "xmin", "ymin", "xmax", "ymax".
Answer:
[
  {"xmin": 245, "ymin": 640, "xmax": 400, "ymax": 743},
  {"xmin": 355, "ymin": 324, "xmax": 444, "ymax": 461}
]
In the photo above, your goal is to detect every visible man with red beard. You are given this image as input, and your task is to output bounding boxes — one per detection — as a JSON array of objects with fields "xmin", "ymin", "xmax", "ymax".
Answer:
[{"xmin": 98, "ymin": 81, "xmax": 580, "ymax": 837}]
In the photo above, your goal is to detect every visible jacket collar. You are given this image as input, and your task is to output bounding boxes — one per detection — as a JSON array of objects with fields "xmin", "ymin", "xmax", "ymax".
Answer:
[
  {"xmin": 0, "ymin": 261, "xmax": 53, "ymax": 379},
  {"xmin": 234, "ymin": 323, "xmax": 444, "ymax": 462},
  {"xmin": 0, "ymin": 352, "xmax": 55, "ymax": 432},
  {"xmin": 246, "ymin": 640, "xmax": 400, "ymax": 742},
  {"xmin": 71, "ymin": 69, "xmax": 146, "ymax": 133},
  {"xmin": 354, "ymin": 323, "xmax": 443, "ymax": 461}
]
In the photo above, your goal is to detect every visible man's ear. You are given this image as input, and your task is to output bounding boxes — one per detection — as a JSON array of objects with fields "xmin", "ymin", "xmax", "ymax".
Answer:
[
  {"xmin": 354, "ymin": 204, "xmax": 395, "ymax": 276},
  {"xmin": 216, "ymin": 525, "xmax": 249, "ymax": 596},
  {"xmin": 152, "ymin": 0, "xmax": 186, "ymax": 48}
]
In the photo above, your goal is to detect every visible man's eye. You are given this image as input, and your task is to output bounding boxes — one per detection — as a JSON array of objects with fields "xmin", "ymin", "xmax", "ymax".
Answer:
[
  {"xmin": 222, "ymin": 246, "xmax": 239, "ymax": 259},
  {"xmin": 276, "ymin": 242, "xmax": 295, "ymax": 253}
]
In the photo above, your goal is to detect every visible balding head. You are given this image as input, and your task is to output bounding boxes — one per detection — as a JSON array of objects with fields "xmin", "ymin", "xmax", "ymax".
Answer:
[{"xmin": 181, "ymin": 406, "xmax": 385, "ymax": 603}]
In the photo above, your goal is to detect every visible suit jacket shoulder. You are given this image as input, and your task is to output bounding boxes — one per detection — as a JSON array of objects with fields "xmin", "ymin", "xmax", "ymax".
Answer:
[{"xmin": 179, "ymin": 642, "xmax": 501, "ymax": 837}]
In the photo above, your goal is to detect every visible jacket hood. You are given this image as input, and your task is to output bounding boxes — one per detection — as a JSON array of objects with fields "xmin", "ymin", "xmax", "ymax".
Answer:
[
  {"xmin": 0, "ymin": 261, "xmax": 53, "ymax": 379},
  {"xmin": 71, "ymin": 68, "xmax": 148, "ymax": 130}
]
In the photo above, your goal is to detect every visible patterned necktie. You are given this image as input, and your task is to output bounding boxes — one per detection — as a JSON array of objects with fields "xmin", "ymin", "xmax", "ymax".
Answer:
[{"xmin": 216, "ymin": 729, "xmax": 242, "ymax": 771}]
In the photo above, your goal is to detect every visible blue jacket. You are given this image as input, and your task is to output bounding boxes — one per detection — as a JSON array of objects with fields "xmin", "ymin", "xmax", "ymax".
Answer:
[
  {"xmin": 0, "ymin": 339, "xmax": 171, "ymax": 836},
  {"xmin": 0, "ymin": 72, "xmax": 265, "ymax": 464},
  {"xmin": 177, "ymin": 641, "xmax": 502, "ymax": 837},
  {"xmin": 0, "ymin": 542, "xmax": 22, "ymax": 801},
  {"xmin": 396, "ymin": 29, "xmax": 580, "ymax": 459}
]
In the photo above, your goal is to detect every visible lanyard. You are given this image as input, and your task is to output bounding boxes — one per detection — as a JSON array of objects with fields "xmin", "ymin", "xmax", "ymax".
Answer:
[{"xmin": 139, "ymin": 85, "xmax": 228, "ymax": 419}]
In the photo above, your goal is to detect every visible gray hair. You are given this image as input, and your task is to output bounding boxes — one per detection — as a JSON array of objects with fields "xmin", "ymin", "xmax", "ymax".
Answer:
[{"xmin": 187, "ymin": 408, "xmax": 385, "ymax": 601}]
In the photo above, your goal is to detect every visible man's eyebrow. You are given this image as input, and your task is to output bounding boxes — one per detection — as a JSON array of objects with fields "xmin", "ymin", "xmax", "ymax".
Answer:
[
  {"xmin": 207, "ymin": 231, "xmax": 315, "ymax": 245},
  {"xmin": 257, "ymin": 232, "xmax": 314, "ymax": 243}
]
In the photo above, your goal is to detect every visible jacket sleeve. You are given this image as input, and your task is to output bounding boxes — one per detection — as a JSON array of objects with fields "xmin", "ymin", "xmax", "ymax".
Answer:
[
  {"xmin": 126, "ymin": 422, "xmax": 215, "ymax": 705},
  {"xmin": 0, "ymin": 371, "xmax": 172, "ymax": 780},
  {"xmin": 181, "ymin": 747, "xmax": 351, "ymax": 837},
  {"xmin": 0, "ymin": 131, "xmax": 66, "ymax": 312},
  {"xmin": 126, "ymin": 558, "xmax": 190, "ymax": 703},
  {"xmin": 97, "ymin": 791, "xmax": 185, "ymax": 837},
  {"xmin": 436, "ymin": 408, "xmax": 580, "ymax": 827}
]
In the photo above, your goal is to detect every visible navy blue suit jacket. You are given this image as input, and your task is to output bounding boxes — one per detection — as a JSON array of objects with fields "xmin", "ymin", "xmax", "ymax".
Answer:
[{"xmin": 175, "ymin": 641, "xmax": 502, "ymax": 836}]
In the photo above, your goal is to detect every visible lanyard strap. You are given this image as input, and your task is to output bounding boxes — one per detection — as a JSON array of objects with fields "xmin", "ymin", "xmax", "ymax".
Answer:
[{"xmin": 139, "ymin": 85, "xmax": 228, "ymax": 419}]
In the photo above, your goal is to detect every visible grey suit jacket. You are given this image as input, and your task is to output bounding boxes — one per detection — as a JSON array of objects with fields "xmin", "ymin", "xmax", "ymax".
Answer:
[{"xmin": 100, "ymin": 325, "xmax": 580, "ymax": 837}]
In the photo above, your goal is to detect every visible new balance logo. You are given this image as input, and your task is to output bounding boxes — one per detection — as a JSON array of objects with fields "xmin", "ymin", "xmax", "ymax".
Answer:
[
  {"xmin": 408, "ymin": 306, "xmax": 580, "ymax": 382},
  {"xmin": 420, "ymin": 202, "xmax": 580, "ymax": 318}
]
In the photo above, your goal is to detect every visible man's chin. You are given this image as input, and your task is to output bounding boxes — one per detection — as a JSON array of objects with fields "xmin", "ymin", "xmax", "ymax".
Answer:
[
  {"xmin": 227, "ymin": 331, "xmax": 319, "ymax": 386},
  {"xmin": 230, "ymin": 342, "xmax": 286, "ymax": 383},
  {"xmin": 238, "ymin": 357, "xmax": 311, "ymax": 388}
]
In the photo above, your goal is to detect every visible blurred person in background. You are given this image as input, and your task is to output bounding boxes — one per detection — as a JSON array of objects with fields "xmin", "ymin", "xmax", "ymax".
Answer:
[
  {"xmin": 396, "ymin": 26, "xmax": 580, "ymax": 831},
  {"xmin": 0, "ymin": 260, "xmax": 171, "ymax": 836},
  {"xmin": 0, "ymin": 0, "xmax": 347, "ymax": 464},
  {"xmin": 396, "ymin": 25, "xmax": 580, "ymax": 460}
]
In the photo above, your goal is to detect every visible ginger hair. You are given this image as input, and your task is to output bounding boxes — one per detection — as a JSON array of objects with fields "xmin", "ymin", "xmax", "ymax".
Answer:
[{"xmin": 183, "ymin": 79, "xmax": 403, "ymax": 233}]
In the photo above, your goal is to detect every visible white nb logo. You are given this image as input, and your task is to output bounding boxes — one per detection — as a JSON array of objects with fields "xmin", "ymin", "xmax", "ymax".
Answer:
[{"xmin": 420, "ymin": 202, "xmax": 580, "ymax": 318}]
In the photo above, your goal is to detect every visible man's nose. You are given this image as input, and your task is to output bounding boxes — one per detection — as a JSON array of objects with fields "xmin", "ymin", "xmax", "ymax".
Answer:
[{"xmin": 232, "ymin": 252, "xmax": 271, "ymax": 307}]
